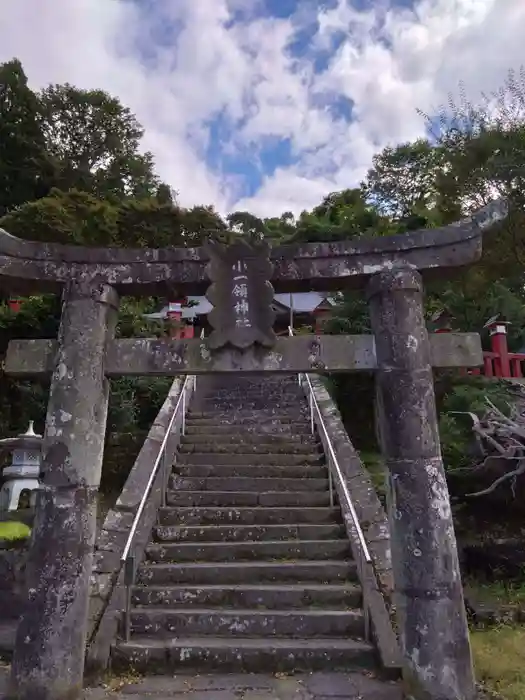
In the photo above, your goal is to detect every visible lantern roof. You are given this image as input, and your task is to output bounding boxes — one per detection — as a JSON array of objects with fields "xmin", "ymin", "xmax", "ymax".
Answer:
[{"xmin": 0, "ymin": 421, "xmax": 42, "ymax": 451}]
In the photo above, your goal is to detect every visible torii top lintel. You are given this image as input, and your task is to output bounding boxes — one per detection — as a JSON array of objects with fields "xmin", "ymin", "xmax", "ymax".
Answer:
[{"xmin": 0, "ymin": 200, "xmax": 507, "ymax": 296}]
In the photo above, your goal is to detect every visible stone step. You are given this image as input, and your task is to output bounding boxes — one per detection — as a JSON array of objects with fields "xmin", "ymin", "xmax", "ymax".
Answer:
[
  {"xmin": 173, "ymin": 464, "xmax": 328, "ymax": 479},
  {"xmin": 180, "ymin": 433, "xmax": 318, "ymax": 446},
  {"xmin": 145, "ymin": 539, "xmax": 350, "ymax": 563},
  {"xmin": 187, "ymin": 415, "xmax": 309, "ymax": 424},
  {"xmin": 127, "ymin": 608, "xmax": 364, "ymax": 638},
  {"xmin": 206, "ymin": 387, "xmax": 301, "ymax": 396},
  {"xmin": 201, "ymin": 391, "xmax": 304, "ymax": 399},
  {"xmin": 184, "ymin": 424, "xmax": 313, "ymax": 435},
  {"xmin": 204, "ymin": 395, "xmax": 304, "ymax": 404},
  {"xmin": 198, "ymin": 406, "xmax": 306, "ymax": 414},
  {"xmin": 158, "ymin": 506, "xmax": 343, "ymax": 526},
  {"xmin": 166, "ymin": 490, "xmax": 333, "ymax": 508},
  {"xmin": 153, "ymin": 523, "xmax": 345, "ymax": 543},
  {"xmin": 131, "ymin": 583, "xmax": 362, "ymax": 609},
  {"xmin": 205, "ymin": 386, "xmax": 300, "ymax": 395},
  {"xmin": 177, "ymin": 453, "xmax": 323, "ymax": 466},
  {"xmin": 202, "ymin": 395, "xmax": 304, "ymax": 405},
  {"xmin": 171, "ymin": 477, "xmax": 330, "ymax": 492},
  {"xmin": 179, "ymin": 443, "xmax": 322, "ymax": 455},
  {"xmin": 137, "ymin": 560, "xmax": 357, "ymax": 585},
  {"xmin": 199, "ymin": 402, "xmax": 307, "ymax": 412},
  {"xmin": 111, "ymin": 636, "xmax": 377, "ymax": 674}
]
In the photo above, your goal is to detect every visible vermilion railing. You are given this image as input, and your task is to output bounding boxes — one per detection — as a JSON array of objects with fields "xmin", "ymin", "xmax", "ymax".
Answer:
[
  {"xmin": 455, "ymin": 321, "xmax": 525, "ymax": 379},
  {"xmin": 479, "ymin": 351, "xmax": 525, "ymax": 378}
]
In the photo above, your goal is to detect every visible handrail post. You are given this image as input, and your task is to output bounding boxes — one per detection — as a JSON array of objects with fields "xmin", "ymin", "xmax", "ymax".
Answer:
[
  {"xmin": 360, "ymin": 551, "xmax": 371, "ymax": 642},
  {"xmin": 328, "ymin": 465, "xmax": 334, "ymax": 507},
  {"xmin": 182, "ymin": 385, "xmax": 186, "ymax": 436},
  {"xmin": 309, "ymin": 391, "xmax": 314, "ymax": 435},
  {"xmin": 161, "ymin": 450, "xmax": 168, "ymax": 509},
  {"xmin": 123, "ymin": 554, "xmax": 136, "ymax": 643}
]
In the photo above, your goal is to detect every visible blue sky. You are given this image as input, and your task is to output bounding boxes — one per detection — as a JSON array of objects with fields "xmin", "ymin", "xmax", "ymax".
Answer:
[{"xmin": 1, "ymin": 0, "xmax": 524, "ymax": 216}]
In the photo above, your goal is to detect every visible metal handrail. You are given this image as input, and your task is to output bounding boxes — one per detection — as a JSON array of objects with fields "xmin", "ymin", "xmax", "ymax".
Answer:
[
  {"xmin": 120, "ymin": 374, "xmax": 194, "ymax": 565},
  {"xmin": 120, "ymin": 328, "xmax": 205, "ymax": 641},
  {"xmin": 120, "ymin": 372, "xmax": 195, "ymax": 641},
  {"xmin": 288, "ymin": 326, "xmax": 372, "ymax": 638}
]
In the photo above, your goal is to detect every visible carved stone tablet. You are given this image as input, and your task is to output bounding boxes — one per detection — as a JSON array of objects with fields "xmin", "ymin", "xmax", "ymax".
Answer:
[{"xmin": 205, "ymin": 239, "xmax": 276, "ymax": 350}]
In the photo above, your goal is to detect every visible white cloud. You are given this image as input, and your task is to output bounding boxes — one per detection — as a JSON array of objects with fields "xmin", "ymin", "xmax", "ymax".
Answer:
[{"xmin": 0, "ymin": 0, "xmax": 524, "ymax": 218}]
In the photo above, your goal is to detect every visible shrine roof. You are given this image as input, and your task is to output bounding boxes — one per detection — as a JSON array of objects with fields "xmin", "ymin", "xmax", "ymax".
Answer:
[{"xmin": 144, "ymin": 292, "xmax": 336, "ymax": 320}]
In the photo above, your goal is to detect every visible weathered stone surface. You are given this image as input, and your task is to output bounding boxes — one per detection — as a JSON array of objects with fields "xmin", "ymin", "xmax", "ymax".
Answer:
[
  {"xmin": 110, "ymin": 637, "xmax": 377, "ymax": 674},
  {"xmin": 0, "ymin": 545, "xmax": 27, "ymax": 622},
  {"xmin": 0, "ymin": 198, "xmax": 507, "ymax": 295},
  {"xmin": 128, "ymin": 608, "xmax": 364, "ymax": 638},
  {"xmin": 158, "ymin": 506, "xmax": 342, "ymax": 526},
  {"xmin": 154, "ymin": 522, "xmax": 344, "ymax": 543},
  {"xmin": 86, "ymin": 377, "xmax": 194, "ymax": 675},
  {"xmin": 7, "ymin": 282, "xmax": 119, "ymax": 700},
  {"xmin": 5, "ymin": 332, "xmax": 483, "ymax": 377},
  {"xmin": 0, "ymin": 667, "xmax": 411, "ymax": 700},
  {"xmin": 300, "ymin": 375, "xmax": 400, "ymax": 673},
  {"xmin": 144, "ymin": 539, "xmax": 349, "ymax": 563},
  {"xmin": 367, "ymin": 268, "xmax": 476, "ymax": 700},
  {"xmin": 80, "ymin": 671, "xmax": 405, "ymax": 699},
  {"xmin": 171, "ymin": 475, "xmax": 329, "ymax": 491},
  {"xmin": 167, "ymin": 489, "xmax": 332, "ymax": 508},
  {"xmin": 137, "ymin": 560, "xmax": 355, "ymax": 586},
  {"xmin": 205, "ymin": 238, "xmax": 276, "ymax": 350},
  {"xmin": 131, "ymin": 582, "xmax": 361, "ymax": 609}
]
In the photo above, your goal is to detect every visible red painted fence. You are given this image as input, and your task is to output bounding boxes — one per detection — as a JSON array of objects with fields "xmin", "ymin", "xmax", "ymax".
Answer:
[{"xmin": 458, "ymin": 321, "xmax": 524, "ymax": 379}]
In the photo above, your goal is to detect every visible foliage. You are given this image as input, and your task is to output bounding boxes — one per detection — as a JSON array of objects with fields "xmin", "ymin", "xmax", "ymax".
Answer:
[
  {"xmin": 39, "ymin": 83, "xmax": 162, "ymax": 200},
  {"xmin": 0, "ymin": 188, "xmax": 217, "ymax": 249},
  {"xmin": 0, "ymin": 520, "xmax": 31, "ymax": 542},
  {"xmin": 0, "ymin": 60, "xmax": 52, "ymax": 217},
  {"xmin": 364, "ymin": 139, "xmax": 447, "ymax": 223},
  {"xmin": 287, "ymin": 188, "xmax": 395, "ymax": 243},
  {"xmin": 438, "ymin": 378, "xmax": 513, "ymax": 472}
]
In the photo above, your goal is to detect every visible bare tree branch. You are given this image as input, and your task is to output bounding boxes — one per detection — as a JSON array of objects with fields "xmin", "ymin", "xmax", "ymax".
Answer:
[
  {"xmin": 465, "ymin": 459, "xmax": 525, "ymax": 498},
  {"xmin": 450, "ymin": 394, "xmax": 525, "ymax": 498}
]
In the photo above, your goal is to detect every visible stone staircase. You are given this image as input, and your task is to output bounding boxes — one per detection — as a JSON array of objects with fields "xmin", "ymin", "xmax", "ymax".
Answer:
[{"xmin": 112, "ymin": 375, "xmax": 377, "ymax": 673}]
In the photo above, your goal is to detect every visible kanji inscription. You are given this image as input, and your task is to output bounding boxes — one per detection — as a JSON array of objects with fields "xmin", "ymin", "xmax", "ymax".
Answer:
[{"xmin": 205, "ymin": 239, "xmax": 276, "ymax": 350}]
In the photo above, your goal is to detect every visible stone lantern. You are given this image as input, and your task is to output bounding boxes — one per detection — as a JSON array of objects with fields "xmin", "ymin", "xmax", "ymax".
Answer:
[{"xmin": 0, "ymin": 422, "xmax": 42, "ymax": 511}]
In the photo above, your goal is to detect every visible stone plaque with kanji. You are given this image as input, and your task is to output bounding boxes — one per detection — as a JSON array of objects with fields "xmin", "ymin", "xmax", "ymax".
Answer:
[{"xmin": 205, "ymin": 239, "xmax": 276, "ymax": 350}]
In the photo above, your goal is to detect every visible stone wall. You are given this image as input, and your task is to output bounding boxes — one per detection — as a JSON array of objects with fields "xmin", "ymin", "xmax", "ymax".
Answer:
[
  {"xmin": 0, "ymin": 544, "xmax": 27, "ymax": 620},
  {"xmin": 0, "ymin": 541, "xmax": 28, "ymax": 660},
  {"xmin": 301, "ymin": 375, "xmax": 401, "ymax": 673},
  {"xmin": 86, "ymin": 376, "xmax": 194, "ymax": 674}
]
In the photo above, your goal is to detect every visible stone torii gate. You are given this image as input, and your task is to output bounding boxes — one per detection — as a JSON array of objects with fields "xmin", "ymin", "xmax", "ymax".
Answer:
[{"xmin": 1, "ymin": 199, "xmax": 507, "ymax": 700}]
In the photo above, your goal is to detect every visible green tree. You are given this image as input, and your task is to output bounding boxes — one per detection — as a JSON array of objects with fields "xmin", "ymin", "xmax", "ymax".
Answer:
[
  {"xmin": 425, "ymin": 68, "xmax": 525, "ymax": 288},
  {"xmin": 39, "ymin": 83, "xmax": 161, "ymax": 200},
  {"xmin": 0, "ymin": 188, "xmax": 222, "ymax": 249},
  {"xmin": 0, "ymin": 59, "xmax": 52, "ymax": 216},
  {"xmin": 289, "ymin": 188, "xmax": 393, "ymax": 243},
  {"xmin": 363, "ymin": 139, "xmax": 447, "ymax": 223}
]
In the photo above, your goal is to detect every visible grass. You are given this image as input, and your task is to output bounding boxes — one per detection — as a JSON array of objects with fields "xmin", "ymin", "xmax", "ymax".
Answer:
[
  {"xmin": 358, "ymin": 451, "xmax": 387, "ymax": 498},
  {"xmin": 466, "ymin": 579, "xmax": 525, "ymax": 607},
  {"xmin": 465, "ymin": 578, "xmax": 525, "ymax": 699},
  {"xmin": 471, "ymin": 625, "xmax": 525, "ymax": 700}
]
